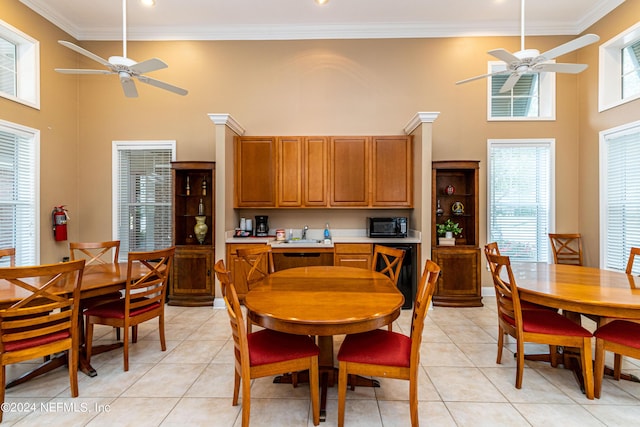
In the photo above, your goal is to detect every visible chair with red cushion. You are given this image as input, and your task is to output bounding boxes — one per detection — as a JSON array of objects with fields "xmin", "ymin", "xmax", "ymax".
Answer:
[
  {"xmin": 214, "ymin": 259, "xmax": 320, "ymax": 427},
  {"xmin": 0, "ymin": 248, "xmax": 16, "ymax": 267},
  {"xmin": 336, "ymin": 259, "xmax": 440, "ymax": 427},
  {"xmin": 485, "ymin": 252, "xmax": 594, "ymax": 399},
  {"xmin": 594, "ymin": 319, "xmax": 640, "ymax": 398},
  {"xmin": 371, "ymin": 246, "xmax": 405, "ymax": 331},
  {"xmin": 0, "ymin": 259, "xmax": 85, "ymax": 422},
  {"xmin": 84, "ymin": 246, "xmax": 174, "ymax": 372}
]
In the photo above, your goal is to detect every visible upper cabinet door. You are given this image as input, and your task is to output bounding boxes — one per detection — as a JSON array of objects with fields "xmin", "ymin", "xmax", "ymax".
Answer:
[
  {"xmin": 277, "ymin": 136, "xmax": 303, "ymax": 207},
  {"xmin": 371, "ymin": 136, "xmax": 413, "ymax": 207},
  {"xmin": 234, "ymin": 137, "xmax": 277, "ymax": 207},
  {"xmin": 330, "ymin": 137, "xmax": 370, "ymax": 207},
  {"xmin": 303, "ymin": 137, "xmax": 329, "ymax": 207}
]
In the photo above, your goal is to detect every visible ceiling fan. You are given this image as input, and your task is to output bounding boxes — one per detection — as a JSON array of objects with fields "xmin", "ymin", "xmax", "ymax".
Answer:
[
  {"xmin": 55, "ymin": 0, "xmax": 187, "ymax": 98},
  {"xmin": 456, "ymin": 0, "xmax": 599, "ymax": 93}
]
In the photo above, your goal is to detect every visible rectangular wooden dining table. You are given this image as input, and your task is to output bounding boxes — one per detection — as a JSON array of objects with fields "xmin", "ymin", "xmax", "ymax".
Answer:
[
  {"xmin": 244, "ymin": 265, "xmax": 404, "ymax": 421},
  {"xmin": 0, "ymin": 261, "xmax": 147, "ymax": 388}
]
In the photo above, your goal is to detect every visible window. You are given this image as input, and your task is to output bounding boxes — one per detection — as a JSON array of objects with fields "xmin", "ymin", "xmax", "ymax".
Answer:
[
  {"xmin": 487, "ymin": 139, "xmax": 555, "ymax": 262},
  {"xmin": 0, "ymin": 119, "xmax": 39, "ymax": 266},
  {"xmin": 599, "ymin": 22, "xmax": 640, "ymax": 112},
  {"xmin": 0, "ymin": 19, "xmax": 39, "ymax": 109},
  {"xmin": 488, "ymin": 62, "xmax": 555, "ymax": 121},
  {"xmin": 112, "ymin": 141, "xmax": 175, "ymax": 260},
  {"xmin": 600, "ymin": 120, "xmax": 640, "ymax": 273}
]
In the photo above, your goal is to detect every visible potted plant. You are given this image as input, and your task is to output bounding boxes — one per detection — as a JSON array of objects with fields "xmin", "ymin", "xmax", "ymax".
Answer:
[{"xmin": 437, "ymin": 219, "xmax": 462, "ymax": 245}]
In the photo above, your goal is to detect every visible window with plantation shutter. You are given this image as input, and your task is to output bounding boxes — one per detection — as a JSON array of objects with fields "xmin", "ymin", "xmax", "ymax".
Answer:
[
  {"xmin": 600, "ymin": 121, "xmax": 640, "ymax": 273},
  {"xmin": 0, "ymin": 19, "xmax": 39, "ymax": 109},
  {"xmin": 488, "ymin": 62, "xmax": 555, "ymax": 121},
  {"xmin": 0, "ymin": 120, "xmax": 39, "ymax": 266},
  {"xmin": 112, "ymin": 141, "xmax": 175, "ymax": 260},
  {"xmin": 487, "ymin": 139, "xmax": 555, "ymax": 262}
]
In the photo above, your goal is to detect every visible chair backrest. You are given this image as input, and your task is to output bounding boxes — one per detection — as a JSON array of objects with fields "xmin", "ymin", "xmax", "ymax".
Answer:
[
  {"xmin": 371, "ymin": 246, "xmax": 405, "ymax": 285},
  {"xmin": 69, "ymin": 241, "xmax": 120, "ymax": 265},
  {"xmin": 214, "ymin": 259, "xmax": 233, "ymax": 299},
  {"xmin": 483, "ymin": 242, "xmax": 501, "ymax": 275},
  {"xmin": 485, "ymin": 252, "xmax": 523, "ymax": 332},
  {"xmin": 549, "ymin": 233, "xmax": 583, "ymax": 266},
  {"xmin": 124, "ymin": 247, "xmax": 174, "ymax": 315},
  {"xmin": 625, "ymin": 247, "xmax": 640, "ymax": 275},
  {"xmin": 0, "ymin": 259, "xmax": 85, "ymax": 357},
  {"xmin": 236, "ymin": 246, "xmax": 275, "ymax": 288},
  {"xmin": 0, "ymin": 248, "xmax": 16, "ymax": 267},
  {"xmin": 409, "ymin": 260, "xmax": 440, "ymax": 359}
]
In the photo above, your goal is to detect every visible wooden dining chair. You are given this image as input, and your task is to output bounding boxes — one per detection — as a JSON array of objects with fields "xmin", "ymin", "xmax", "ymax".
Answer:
[
  {"xmin": 336, "ymin": 259, "xmax": 440, "ymax": 427},
  {"xmin": 625, "ymin": 247, "xmax": 640, "ymax": 275},
  {"xmin": 372, "ymin": 246, "xmax": 405, "ymax": 330},
  {"xmin": 214, "ymin": 259, "xmax": 320, "ymax": 427},
  {"xmin": 593, "ymin": 319, "xmax": 640, "ymax": 398},
  {"xmin": 0, "ymin": 248, "xmax": 16, "ymax": 267},
  {"xmin": 236, "ymin": 246, "xmax": 275, "ymax": 332},
  {"xmin": 485, "ymin": 252, "xmax": 595, "ymax": 399},
  {"xmin": 0, "ymin": 259, "xmax": 85, "ymax": 422},
  {"xmin": 549, "ymin": 233, "xmax": 583, "ymax": 265},
  {"xmin": 84, "ymin": 246, "xmax": 174, "ymax": 372}
]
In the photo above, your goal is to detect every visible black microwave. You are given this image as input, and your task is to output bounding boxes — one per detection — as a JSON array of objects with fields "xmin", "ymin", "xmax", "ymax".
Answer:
[{"xmin": 367, "ymin": 217, "xmax": 408, "ymax": 238}]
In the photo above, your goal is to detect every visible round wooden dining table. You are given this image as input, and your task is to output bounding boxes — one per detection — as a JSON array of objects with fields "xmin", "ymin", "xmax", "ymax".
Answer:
[{"xmin": 244, "ymin": 265, "xmax": 404, "ymax": 420}]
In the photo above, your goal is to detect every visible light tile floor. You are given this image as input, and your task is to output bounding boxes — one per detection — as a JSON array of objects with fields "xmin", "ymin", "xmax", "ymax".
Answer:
[{"xmin": 3, "ymin": 297, "xmax": 640, "ymax": 426}]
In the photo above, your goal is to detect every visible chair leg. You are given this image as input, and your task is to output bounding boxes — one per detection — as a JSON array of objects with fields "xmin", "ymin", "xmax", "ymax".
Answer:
[
  {"xmin": 409, "ymin": 373, "xmax": 418, "ymax": 427},
  {"xmin": 123, "ymin": 323, "xmax": 129, "ymax": 372},
  {"xmin": 241, "ymin": 371, "xmax": 251, "ymax": 427},
  {"xmin": 159, "ymin": 315, "xmax": 166, "ymax": 351},
  {"xmin": 337, "ymin": 361, "xmax": 348, "ymax": 427},
  {"xmin": 132, "ymin": 325, "xmax": 138, "ymax": 343},
  {"xmin": 594, "ymin": 339, "xmax": 606, "ymax": 399},
  {"xmin": 549, "ymin": 345, "xmax": 558, "ymax": 367},
  {"xmin": 68, "ymin": 346, "xmax": 79, "ymax": 397},
  {"xmin": 309, "ymin": 356, "xmax": 320, "ymax": 426},
  {"xmin": 0, "ymin": 365, "xmax": 5, "ymax": 422},
  {"xmin": 515, "ymin": 338, "xmax": 525, "ymax": 389},
  {"xmin": 232, "ymin": 370, "xmax": 241, "ymax": 406},
  {"xmin": 613, "ymin": 354, "xmax": 622, "ymax": 380},
  {"xmin": 581, "ymin": 337, "xmax": 594, "ymax": 399},
  {"xmin": 496, "ymin": 327, "xmax": 505, "ymax": 364},
  {"xmin": 85, "ymin": 319, "xmax": 94, "ymax": 362}
]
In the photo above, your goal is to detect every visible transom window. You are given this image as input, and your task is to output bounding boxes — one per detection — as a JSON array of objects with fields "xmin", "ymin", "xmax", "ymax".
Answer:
[
  {"xmin": 0, "ymin": 19, "xmax": 39, "ymax": 109},
  {"xmin": 599, "ymin": 21, "xmax": 640, "ymax": 111},
  {"xmin": 488, "ymin": 62, "xmax": 555, "ymax": 121},
  {"xmin": 622, "ymin": 39, "xmax": 640, "ymax": 100}
]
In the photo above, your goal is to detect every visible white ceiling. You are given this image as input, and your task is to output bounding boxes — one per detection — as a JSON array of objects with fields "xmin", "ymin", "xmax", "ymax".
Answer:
[{"xmin": 20, "ymin": 0, "xmax": 625, "ymax": 41}]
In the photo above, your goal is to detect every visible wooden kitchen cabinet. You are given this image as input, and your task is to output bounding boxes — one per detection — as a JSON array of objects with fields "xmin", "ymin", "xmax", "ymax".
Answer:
[
  {"xmin": 170, "ymin": 161, "xmax": 216, "ymax": 306},
  {"xmin": 371, "ymin": 136, "xmax": 413, "ymax": 207},
  {"xmin": 431, "ymin": 160, "xmax": 482, "ymax": 307},
  {"xmin": 330, "ymin": 137, "xmax": 370, "ymax": 207},
  {"xmin": 226, "ymin": 243, "xmax": 268, "ymax": 301},
  {"xmin": 234, "ymin": 137, "xmax": 276, "ymax": 207},
  {"xmin": 303, "ymin": 137, "xmax": 329, "ymax": 206},
  {"xmin": 334, "ymin": 243, "xmax": 373, "ymax": 269},
  {"xmin": 277, "ymin": 136, "xmax": 329, "ymax": 207}
]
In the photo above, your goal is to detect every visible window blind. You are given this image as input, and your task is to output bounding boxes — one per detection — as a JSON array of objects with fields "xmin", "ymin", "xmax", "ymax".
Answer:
[
  {"xmin": 488, "ymin": 140, "xmax": 553, "ymax": 262},
  {"xmin": 622, "ymin": 39, "xmax": 640, "ymax": 99},
  {"xmin": 603, "ymin": 123, "xmax": 640, "ymax": 273},
  {"xmin": 0, "ymin": 122, "xmax": 37, "ymax": 266},
  {"xmin": 115, "ymin": 144, "xmax": 173, "ymax": 260},
  {"xmin": 0, "ymin": 37, "xmax": 17, "ymax": 96}
]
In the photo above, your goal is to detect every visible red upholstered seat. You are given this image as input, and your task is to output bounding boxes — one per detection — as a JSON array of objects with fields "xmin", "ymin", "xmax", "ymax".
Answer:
[
  {"xmin": 248, "ymin": 329, "xmax": 319, "ymax": 366},
  {"xmin": 338, "ymin": 329, "xmax": 411, "ymax": 367},
  {"xmin": 3, "ymin": 331, "xmax": 71, "ymax": 352},
  {"xmin": 502, "ymin": 310, "xmax": 592, "ymax": 337},
  {"xmin": 595, "ymin": 320, "xmax": 640, "ymax": 350},
  {"xmin": 84, "ymin": 299, "xmax": 160, "ymax": 319}
]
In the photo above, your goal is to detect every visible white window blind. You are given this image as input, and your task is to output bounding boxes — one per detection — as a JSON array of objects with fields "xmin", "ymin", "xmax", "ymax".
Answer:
[
  {"xmin": 0, "ymin": 37, "xmax": 16, "ymax": 96},
  {"xmin": 0, "ymin": 120, "xmax": 39, "ymax": 266},
  {"xmin": 622, "ymin": 39, "xmax": 640, "ymax": 100},
  {"xmin": 601, "ymin": 121, "xmax": 640, "ymax": 273},
  {"xmin": 113, "ymin": 142, "xmax": 175, "ymax": 260},
  {"xmin": 488, "ymin": 139, "xmax": 554, "ymax": 262},
  {"xmin": 0, "ymin": 19, "xmax": 39, "ymax": 109}
]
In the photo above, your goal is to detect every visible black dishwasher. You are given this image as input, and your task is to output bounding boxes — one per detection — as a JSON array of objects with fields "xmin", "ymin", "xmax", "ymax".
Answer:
[{"xmin": 374, "ymin": 244, "xmax": 416, "ymax": 309}]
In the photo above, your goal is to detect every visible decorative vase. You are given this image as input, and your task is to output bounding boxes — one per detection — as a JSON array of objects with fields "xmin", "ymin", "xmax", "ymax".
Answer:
[
  {"xmin": 194, "ymin": 216, "xmax": 208, "ymax": 244},
  {"xmin": 436, "ymin": 199, "xmax": 444, "ymax": 216}
]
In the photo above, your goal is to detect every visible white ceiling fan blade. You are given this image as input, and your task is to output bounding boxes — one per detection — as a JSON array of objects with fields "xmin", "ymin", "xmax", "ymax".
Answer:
[
  {"xmin": 137, "ymin": 75, "xmax": 188, "ymax": 96},
  {"xmin": 488, "ymin": 49, "xmax": 521, "ymax": 64},
  {"xmin": 499, "ymin": 73, "xmax": 522, "ymax": 93},
  {"xmin": 54, "ymin": 68, "xmax": 113, "ymax": 75},
  {"xmin": 456, "ymin": 70, "xmax": 509, "ymax": 85},
  {"xmin": 538, "ymin": 34, "xmax": 600, "ymax": 61},
  {"xmin": 130, "ymin": 58, "xmax": 168, "ymax": 74},
  {"xmin": 58, "ymin": 40, "xmax": 114, "ymax": 70},
  {"xmin": 120, "ymin": 75, "xmax": 138, "ymax": 98},
  {"xmin": 535, "ymin": 62, "xmax": 588, "ymax": 74}
]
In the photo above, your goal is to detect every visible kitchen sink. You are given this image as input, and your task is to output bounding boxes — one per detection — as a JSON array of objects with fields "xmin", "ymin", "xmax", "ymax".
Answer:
[{"xmin": 282, "ymin": 239, "xmax": 323, "ymax": 244}]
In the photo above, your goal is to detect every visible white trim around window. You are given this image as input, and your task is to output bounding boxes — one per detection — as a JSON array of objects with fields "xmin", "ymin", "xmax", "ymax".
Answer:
[
  {"xmin": 599, "ymin": 21, "xmax": 640, "ymax": 112},
  {"xmin": 0, "ymin": 18, "xmax": 40, "ymax": 110}
]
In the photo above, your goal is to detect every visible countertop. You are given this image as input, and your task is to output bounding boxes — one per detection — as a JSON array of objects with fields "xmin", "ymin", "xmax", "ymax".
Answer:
[{"xmin": 225, "ymin": 229, "xmax": 421, "ymax": 248}]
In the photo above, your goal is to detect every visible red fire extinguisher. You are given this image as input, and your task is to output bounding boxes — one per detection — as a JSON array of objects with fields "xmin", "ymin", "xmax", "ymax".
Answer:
[{"xmin": 52, "ymin": 206, "xmax": 69, "ymax": 241}]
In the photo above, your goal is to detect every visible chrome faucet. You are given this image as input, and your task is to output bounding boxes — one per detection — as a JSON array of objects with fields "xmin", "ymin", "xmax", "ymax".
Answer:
[{"xmin": 302, "ymin": 225, "xmax": 309, "ymax": 240}]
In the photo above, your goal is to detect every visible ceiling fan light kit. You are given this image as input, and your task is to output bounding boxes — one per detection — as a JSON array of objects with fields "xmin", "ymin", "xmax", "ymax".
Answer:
[
  {"xmin": 55, "ymin": 0, "xmax": 187, "ymax": 98},
  {"xmin": 456, "ymin": 0, "xmax": 599, "ymax": 93}
]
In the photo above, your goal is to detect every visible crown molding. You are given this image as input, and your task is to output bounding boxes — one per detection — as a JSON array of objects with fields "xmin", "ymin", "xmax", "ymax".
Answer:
[
  {"xmin": 404, "ymin": 112, "xmax": 440, "ymax": 135},
  {"xmin": 208, "ymin": 114, "xmax": 245, "ymax": 136}
]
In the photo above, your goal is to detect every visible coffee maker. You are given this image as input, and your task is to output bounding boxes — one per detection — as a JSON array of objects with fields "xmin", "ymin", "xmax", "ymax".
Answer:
[{"xmin": 255, "ymin": 215, "xmax": 269, "ymax": 237}]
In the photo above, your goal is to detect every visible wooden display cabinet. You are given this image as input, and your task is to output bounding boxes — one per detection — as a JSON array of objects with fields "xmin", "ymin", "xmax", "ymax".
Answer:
[
  {"xmin": 170, "ymin": 161, "xmax": 215, "ymax": 306},
  {"xmin": 431, "ymin": 160, "xmax": 482, "ymax": 307}
]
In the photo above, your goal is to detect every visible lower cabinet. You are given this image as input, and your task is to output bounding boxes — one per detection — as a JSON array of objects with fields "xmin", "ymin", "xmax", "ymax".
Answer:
[
  {"xmin": 169, "ymin": 247, "xmax": 215, "ymax": 306},
  {"xmin": 226, "ymin": 243, "xmax": 268, "ymax": 301},
  {"xmin": 334, "ymin": 243, "xmax": 373, "ymax": 269},
  {"xmin": 431, "ymin": 247, "xmax": 482, "ymax": 307}
]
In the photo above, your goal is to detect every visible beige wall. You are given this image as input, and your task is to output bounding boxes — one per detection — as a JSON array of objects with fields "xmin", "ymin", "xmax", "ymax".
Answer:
[{"xmin": 3, "ymin": 0, "xmax": 639, "ymax": 275}]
